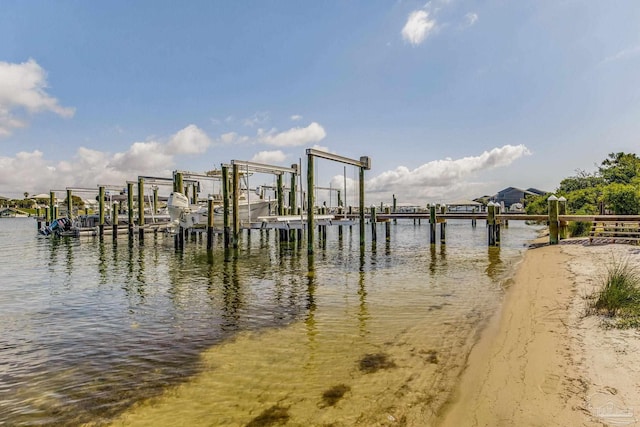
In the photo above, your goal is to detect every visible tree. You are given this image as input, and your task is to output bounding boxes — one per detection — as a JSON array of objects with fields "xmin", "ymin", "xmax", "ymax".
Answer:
[
  {"xmin": 23, "ymin": 192, "xmax": 29, "ymax": 199},
  {"xmin": 557, "ymin": 169, "xmax": 603, "ymax": 193},
  {"xmin": 599, "ymin": 152, "xmax": 640, "ymax": 184},
  {"xmin": 604, "ymin": 183, "xmax": 640, "ymax": 215}
]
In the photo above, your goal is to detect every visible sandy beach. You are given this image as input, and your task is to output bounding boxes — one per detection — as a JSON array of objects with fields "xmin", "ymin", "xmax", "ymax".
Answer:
[{"xmin": 438, "ymin": 241, "xmax": 640, "ymax": 427}]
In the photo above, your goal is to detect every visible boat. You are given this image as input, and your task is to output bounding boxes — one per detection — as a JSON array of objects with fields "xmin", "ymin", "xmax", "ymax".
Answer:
[
  {"xmin": 167, "ymin": 192, "xmax": 272, "ymax": 230},
  {"xmin": 38, "ymin": 217, "xmax": 78, "ymax": 237}
]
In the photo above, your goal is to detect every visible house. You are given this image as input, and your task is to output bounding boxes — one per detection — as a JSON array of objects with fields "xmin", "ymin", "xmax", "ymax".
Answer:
[{"xmin": 493, "ymin": 187, "xmax": 547, "ymax": 210}]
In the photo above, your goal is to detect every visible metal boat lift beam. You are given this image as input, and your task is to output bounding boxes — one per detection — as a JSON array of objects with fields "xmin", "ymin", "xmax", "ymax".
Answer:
[
  {"xmin": 306, "ymin": 148, "xmax": 371, "ymax": 170},
  {"xmin": 231, "ymin": 160, "xmax": 299, "ymax": 175}
]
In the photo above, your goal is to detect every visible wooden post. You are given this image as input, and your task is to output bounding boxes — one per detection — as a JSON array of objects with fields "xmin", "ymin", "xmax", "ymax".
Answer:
[
  {"xmin": 558, "ymin": 196, "xmax": 567, "ymax": 239},
  {"xmin": 44, "ymin": 206, "xmax": 49, "ymax": 226},
  {"xmin": 440, "ymin": 205, "xmax": 446, "ymax": 244},
  {"xmin": 429, "ymin": 205, "xmax": 436, "ymax": 244},
  {"xmin": 232, "ymin": 163, "xmax": 240, "ymax": 248},
  {"xmin": 191, "ymin": 183, "xmax": 197, "ymax": 205},
  {"xmin": 472, "ymin": 207, "xmax": 477, "ymax": 228},
  {"xmin": 175, "ymin": 172, "xmax": 184, "ymax": 195},
  {"xmin": 127, "ymin": 182, "xmax": 134, "ymax": 235},
  {"xmin": 371, "ymin": 206, "xmax": 377, "ymax": 242},
  {"xmin": 359, "ymin": 166, "xmax": 365, "ymax": 248},
  {"xmin": 49, "ymin": 191, "xmax": 55, "ymax": 222},
  {"xmin": 385, "ymin": 206, "xmax": 391, "ymax": 243},
  {"xmin": 138, "ymin": 178, "xmax": 145, "ymax": 240},
  {"xmin": 487, "ymin": 203, "xmax": 496, "ymax": 246},
  {"xmin": 337, "ymin": 190, "xmax": 342, "ymax": 209},
  {"xmin": 392, "ymin": 194, "xmax": 397, "ymax": 224},
  {"xmin": 153, "ymin": 187, "xmax": 159, "ymax": 215},
  {"xmin": 207, "ymin": 196, "xmax": 214, "ymax": 250},
  {"xmin": 112, "ymin": 202, "xmax": 119, "ymax": 239},
  {"xmin": 222, "ymin": 165, "xmax": 231, "ymax": 249},
  {"xmin": 307, "ymin": 151, "xmax": 315, "ymax": 254},
  {"xmin": 277, "ymin": 173, "xmax": 284, "ymax": 242},
  {"xmin": 495, "ymin": 204, "xmax": 501, "ymax": 246},
  {"xmin": 98, "ymin": 186, "xmax": 105, "ymax": 236},
  {"xmin": 66, "ymin": 189, "xmax": 73, "ymax": 219},
  {"xmin": 289, "ymin": 164, "xmax": 297, "ymax": 242},
  {"xmin": 548, "ymin": 195, "xmax": 559, "ymax": 245}
]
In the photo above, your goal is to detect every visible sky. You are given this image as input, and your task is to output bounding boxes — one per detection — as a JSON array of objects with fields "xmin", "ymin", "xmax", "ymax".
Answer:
[{"xmin": 0, "ymin": 0, "xmax": 639, "ymax": 206}]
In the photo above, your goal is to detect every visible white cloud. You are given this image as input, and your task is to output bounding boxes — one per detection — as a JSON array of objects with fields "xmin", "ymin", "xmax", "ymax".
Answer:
[
  {"xmin": 464, "ymin": 12, "xmax": 478, "ymax": 27},
  {"xmin": 250, "ymin": 150, "xmax": 288, "ymax": 164},
  {"xmin": 366, "ymin": 145, "xmax": 531, "ymax": 202},
  {"xmin": 0, "ymin": 59, "xmax": 75, "ymax": 137},
  {"xmin": 243, "ymin": 111, "xmax": 269, "ymax": 127},
  {"xmin": 110, "ymin": 141, "xmax": 174, "ymax": 174},
  {"xmin": 259, "ymin": 122, "xmax": 326, "ymax": 147},
  {"xmin": 218, "ymin": 131, "xmax": 250, "ymax": 145},
  {"xmin": 290, "ymin": 114, "xmax": 303, "ymax": 121},
  {"xmin": 602, "ymin": 45, "xmax": 640, "ymax": 64},
  {"xmin": 402, "ymin": 10, "xmax": 436, "ymax": 45},
  {"xmin": 166, "ymin": 124, "xmax": 212, "ymax": 154}
]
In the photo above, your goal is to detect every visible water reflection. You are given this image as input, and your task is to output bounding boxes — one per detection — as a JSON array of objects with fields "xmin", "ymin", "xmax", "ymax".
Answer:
[
  {"xmin": 0, "ymin": 219, "xmax": 540, "ymax": 426},
  {"xmin": 222, "ymin": 254, "xmax": 242, "ymax": 331},
  {"xmin": 486, "ymin": 246, "xmax": 503, "ymax": 280}
]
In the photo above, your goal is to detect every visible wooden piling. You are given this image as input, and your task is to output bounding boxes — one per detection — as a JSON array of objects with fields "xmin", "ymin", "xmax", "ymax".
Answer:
[
  {"xmin": 153, "ymin": 187, "xmax": 159, "ymax": 214},
  {"xmin": 371, "ymin": 206, "xmax": 377, "ymax": 242},
  {"xmin": 440, "ymin": 205, "xmax": 446, "ymax": 244},
  {"xmin": 385, "ymin": 206, "xmax": 391, "ymax": 243},
  {"xmin": 289, "ymin": 164, "xmax": 297, "ymax": 243},
  {"xmin": 222, "ymin": 165, "xmax": 231, "ymax": 249},
  {"xmin": 548, "ymin": 195, "xmax": 559, "ymax": 245},
  {"xmin": 307, "ymin": 151, "xmax": 315, "ymax": 254},
  {"xmin": 359, "ymin": 166, "xmax": 365, "ymax": 248},
  {"xmin": 66, "ymin": 189, "xmax": 73, "ymax": 220},
  {"xmin": 429, "ymin": 205, "xmax": 436, "ymax": 244},
  {"xmin": 392, "ymin": 194, "xmax": 397, "ymax": 224},
  {"xmin": 44, "ymin": 206, "xmax": 50, "ymax": 226},
  {"xmin": 277, "ymin": 173, "xmax": 285, "ymax": 242},
  {"xmin": 138, "ymin": 178, "xmax": 145, "ymax": 240},
  {"xmin": 232, "ymin": 163, "xmax": 239, "ymax": 249},
  {"xmin": 487, "ymin": 203, "xmax": 496, "ymax": 246},
  {"xmin": 207, "ymin": 196, "xmax": 214, "ymax": 250},
  {"xmin": 558, "ymin": 196, "xmax": 567, "ymax": 239},
  {"xmin": 98, "ymin": 186, "xmax": 105, "ymax": 236},
  {"xmin": 112, "ymin": 202, "xmax": 119, "ymax": 239},
  {"xmin": 495, "ymin": 204, "xmax": 501, "ymax": 246},
  {"xmin": 127, "ymin": 182, "xmax": 134, "ymax": 235},
  {"xmin": 49, "ymin": 191, "xmax": 55, "ymax": 223},
  {"xmin": 174, "ymin": 172, "xmax": 184, "ymax": 194}
]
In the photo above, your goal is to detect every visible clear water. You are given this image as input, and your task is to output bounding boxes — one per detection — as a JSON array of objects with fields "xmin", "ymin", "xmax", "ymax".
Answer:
[{"xmin": 0, "ymin": 218, "xmax": 540, "ymax": 426}]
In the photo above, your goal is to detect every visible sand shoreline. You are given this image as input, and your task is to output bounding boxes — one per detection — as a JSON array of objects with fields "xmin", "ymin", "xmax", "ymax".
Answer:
[{"xmin": 437, "ymin": 241, "xmax": 640, "ymax": 427}]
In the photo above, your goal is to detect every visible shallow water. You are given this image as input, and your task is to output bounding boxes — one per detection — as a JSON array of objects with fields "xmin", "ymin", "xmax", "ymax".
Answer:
[{"xmin": 0, "ymin": 218, "xmax": 540, "ymax": 426}]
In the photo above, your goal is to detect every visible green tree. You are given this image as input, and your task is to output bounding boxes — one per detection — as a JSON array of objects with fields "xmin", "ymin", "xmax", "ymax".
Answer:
[
  {"xmin": 599, "ymin": 152, "xmax": 640, "ymax": 184},
  {"xmin": 558, "ymin": 169, "xmax": 603, "ymax": 193},
  {"xmin": 604, "ymin": 183, "xmax": 640, "ymax": 215}
]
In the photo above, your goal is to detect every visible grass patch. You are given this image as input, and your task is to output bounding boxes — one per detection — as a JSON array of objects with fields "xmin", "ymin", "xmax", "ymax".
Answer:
[
  {"xmin": 568, "ymin": 221, "xmax": 591, "ymax": 237},
  {"xmin": 589, "ymin": 257, "xmax": 640, "ymax": 328}
]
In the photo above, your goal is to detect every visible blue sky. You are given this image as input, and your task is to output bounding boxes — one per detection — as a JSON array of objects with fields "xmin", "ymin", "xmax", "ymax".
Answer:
[{"xmin": 0, "ymin": 1, "xmax": 639, "ymax": 206}]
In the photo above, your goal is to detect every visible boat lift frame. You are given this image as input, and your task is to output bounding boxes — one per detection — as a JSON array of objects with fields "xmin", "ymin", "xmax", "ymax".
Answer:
[{"xmin": 306, "ymin": 148, "xmax": 371, "ymax": 254}]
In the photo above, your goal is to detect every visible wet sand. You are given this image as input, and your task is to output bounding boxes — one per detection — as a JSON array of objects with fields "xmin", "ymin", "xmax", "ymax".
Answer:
[{"xmin": 438, "ymin": 242, "xmax": 640, "ymax": 427}]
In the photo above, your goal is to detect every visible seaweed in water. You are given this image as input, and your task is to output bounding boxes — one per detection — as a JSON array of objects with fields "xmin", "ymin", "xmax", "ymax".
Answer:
[
  {"xmin": 359, "ymin": 353, "xmax": 396, "ymax": 373},
  {"xmin": 245, "ymin": 405, "xmax": 290, "ymax": 427},
  {"xmin": 321, "ymin": 384, "xmax": 351, "ymax": 407}
]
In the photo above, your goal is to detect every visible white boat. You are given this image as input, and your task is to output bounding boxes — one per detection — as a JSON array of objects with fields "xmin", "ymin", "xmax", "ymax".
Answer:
[{"xmin": 167, "ymin": 192, "xmax": 271, "ymax": 230}]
